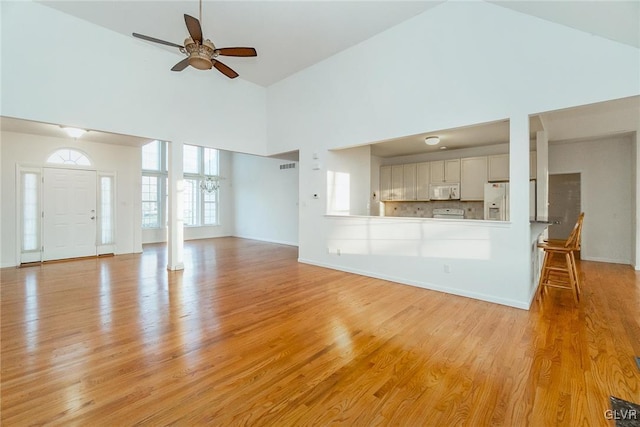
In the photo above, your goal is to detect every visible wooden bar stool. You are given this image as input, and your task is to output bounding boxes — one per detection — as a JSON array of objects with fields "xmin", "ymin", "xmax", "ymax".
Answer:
[{"xmin": 536, "ymin": 213, "xmax": 584, "ymax": 304}]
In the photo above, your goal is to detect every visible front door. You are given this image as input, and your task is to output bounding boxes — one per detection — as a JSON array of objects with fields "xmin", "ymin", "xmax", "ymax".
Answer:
[{"xmin": 43, "ymin": 168, "xmax": 97, "ymax": 261}]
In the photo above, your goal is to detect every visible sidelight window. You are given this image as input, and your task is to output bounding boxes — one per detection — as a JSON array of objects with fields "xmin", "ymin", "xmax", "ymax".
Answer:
[
  {"xmin": 21, "ymin": 171, "xmax": 41, "ymax": 252},
  {"xmin": 99, "ymin": 175, "xmax": 115, "ymax": 245}
]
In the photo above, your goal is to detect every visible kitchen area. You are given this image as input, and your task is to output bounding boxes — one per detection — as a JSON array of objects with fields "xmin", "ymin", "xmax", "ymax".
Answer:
[{"xmin": 378, "ymin": 150, "xmax": 537, "ymax": 221}]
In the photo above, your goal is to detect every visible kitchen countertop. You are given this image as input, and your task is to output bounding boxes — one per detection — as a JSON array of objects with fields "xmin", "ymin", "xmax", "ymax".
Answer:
[{"xmin": 530, "ymin": 221, "xmax": 552, "ymax": 243}]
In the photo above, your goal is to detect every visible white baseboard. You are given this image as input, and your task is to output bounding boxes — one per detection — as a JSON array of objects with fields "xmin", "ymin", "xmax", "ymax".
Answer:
[
  {"xmin": 234, "ymin": 234, "xmax": 298, "ymax": 247},
  {"xmin": 582, "ymin": 256, "xmax": 631, "ymax": 265},
  {"xmin": 297, "ymin": 257, "xmax": 530, "ymax": 310}
]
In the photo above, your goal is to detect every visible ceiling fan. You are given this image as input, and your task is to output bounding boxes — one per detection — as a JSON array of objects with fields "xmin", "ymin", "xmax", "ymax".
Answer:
[{"xmin": 132, "ymin": 1, "xmax": 256, "ymax": 79}]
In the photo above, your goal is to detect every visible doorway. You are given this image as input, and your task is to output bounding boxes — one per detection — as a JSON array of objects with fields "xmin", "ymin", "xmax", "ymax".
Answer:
[
  {"xmin": 43, "ymin": 168, "xmax": 97, "ymax": 261},
  {"xmin": 548, "ymin": 173, "xmax": 581, "ymax": 240}
]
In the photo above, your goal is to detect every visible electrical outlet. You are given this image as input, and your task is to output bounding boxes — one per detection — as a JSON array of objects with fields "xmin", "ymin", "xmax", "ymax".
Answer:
[{"xmin": 444, "ymin": 264, "xmax": 451, "ymax": 273}]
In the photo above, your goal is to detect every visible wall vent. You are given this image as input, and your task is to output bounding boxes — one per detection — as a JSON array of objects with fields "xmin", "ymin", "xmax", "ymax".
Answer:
[{"xmin": 280, "ymin": 163, "xmax": 296, "ymax": 170}]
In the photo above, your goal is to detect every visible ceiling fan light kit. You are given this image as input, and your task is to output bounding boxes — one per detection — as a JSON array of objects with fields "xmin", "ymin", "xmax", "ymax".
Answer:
[
  {"xmin": 132, "ymin": 0, "xmax": 257, "ymax": 79},
  {"xmin": 183, "ymin": 37, "xmax": 216, "ymax": 70}
]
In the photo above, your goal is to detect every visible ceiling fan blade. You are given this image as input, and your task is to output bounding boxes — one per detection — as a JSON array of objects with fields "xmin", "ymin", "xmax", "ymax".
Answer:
[
  {"xmin": 213, "ymin": 60, "xmax": 239, "ymax": 79},
  {"xmin": 132, "ymin": 33, "xmax": 183, "ymax": 49},
  {"xmin": 215, "ymin": 47, "xmax": 257, "ymax": 57},
  {"xmin": 171, "ymin": 58, "xmax": 190, "ymax": 72},
  {"xmin": 184, "ymin": 14, "xmax": 203, "ymax": 43}
]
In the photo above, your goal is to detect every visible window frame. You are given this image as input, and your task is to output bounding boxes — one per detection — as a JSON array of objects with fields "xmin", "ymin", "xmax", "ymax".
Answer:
[
  {"xmin": 141, "ymin": 142, "xmax": 220, "ymax": 229},
  {"xmin": 141, "ymin": 141, "xmax": 168, "ymax": 229},
  {"xmin": 183, "ymin": 145, "xmax": 220, "ymax": 227},
  {"xmin": 17, "ymin": 167, "xmax": 43, "ymax": 263},
  {"xmin": 98, "ymin": 172, "xmax": 116, "ymax": 253},
  {"xmin": 46, "ymin": 148, "xmax": 92, "ymax": 166}
]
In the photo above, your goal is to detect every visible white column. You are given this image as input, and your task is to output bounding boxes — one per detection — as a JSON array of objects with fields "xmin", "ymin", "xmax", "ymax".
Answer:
[
  {"xmin": 509, "ymin": 114, "xmax": 530, "ymax": 225},
  {"xmin": 510, "ymin": 113, "xmax": 533, "ymax": 304},
  {"xmin": 167, "ymin": 140, "xmax": 184, "ymax": 271},
  {"xmin": 536, "ymin": 130, "xmax": 549, "ymax": 222}
]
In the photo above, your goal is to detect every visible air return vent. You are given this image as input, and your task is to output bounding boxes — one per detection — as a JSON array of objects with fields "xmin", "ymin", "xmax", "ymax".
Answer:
[{"xmin": 279, "ymin": 163, "xmax": 296, "ymax": 170}]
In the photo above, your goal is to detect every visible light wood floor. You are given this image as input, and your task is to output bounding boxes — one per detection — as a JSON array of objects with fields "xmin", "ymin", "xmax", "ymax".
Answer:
[{"xmin": 2, "ymin": 237, "xmax": 639, "ymax": 425}]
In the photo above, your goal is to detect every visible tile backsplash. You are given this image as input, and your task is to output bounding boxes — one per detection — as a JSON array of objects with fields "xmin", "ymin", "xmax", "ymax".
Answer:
[{"xmin": 383, "ymin": 201, "xmax": 484, "ymax": 219}]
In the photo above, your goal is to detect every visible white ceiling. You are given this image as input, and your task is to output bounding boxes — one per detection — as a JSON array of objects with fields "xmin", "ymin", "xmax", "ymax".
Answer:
[
  {"xmin": 6, "ymin": 2, "xmax": 639, "ymax": 156},
  {"xmin": 38, "ymin": 0, "xmax": 639, "ymax": 88},
  {"xmin": 39, "ymin": 1, "xmax": 444, "ymax": 87},
  {"xmin": 490, "ymin": 1, "xmax": 640, "ymax": 49}
]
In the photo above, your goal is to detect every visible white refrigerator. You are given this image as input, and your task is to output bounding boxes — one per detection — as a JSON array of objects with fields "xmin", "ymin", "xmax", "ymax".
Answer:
[
  {"xmin": 483, "ymin": 181, "xmax": 536, "ymax": 221},
  {"xmin": 484, "ymin": 183, "xmax": 509, "ymax": 220}
]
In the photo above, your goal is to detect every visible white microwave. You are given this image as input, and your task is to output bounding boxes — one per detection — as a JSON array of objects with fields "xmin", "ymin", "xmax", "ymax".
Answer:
[{"xmin": 429, "ymin": 183, "xmax": 460, "ymax": 200}]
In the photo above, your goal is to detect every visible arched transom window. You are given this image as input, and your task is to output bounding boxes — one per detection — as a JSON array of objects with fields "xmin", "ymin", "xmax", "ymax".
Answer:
[{"xmin": 46, "ymin": 148, "xmax": 92, "ymax": 166}]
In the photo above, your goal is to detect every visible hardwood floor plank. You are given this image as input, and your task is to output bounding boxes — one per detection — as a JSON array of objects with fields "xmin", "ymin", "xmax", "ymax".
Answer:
[{"xmin": 2, "ymin": 237, "xmax": 639, "ymax": 425}]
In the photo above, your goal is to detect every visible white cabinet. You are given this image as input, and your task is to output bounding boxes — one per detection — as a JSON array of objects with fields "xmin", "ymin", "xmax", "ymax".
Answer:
[
  {"xmin": 416, "ymin": 162, "xmax": 430, "ymax": 200},
  {"xmin": 391, "ymin": 165, "xmax": 404, "ymax": 200},
  {"xmin": 380, "ymin": 164, "xmax": 416, "ymax": 201},
  {"xmin": 380, "ymin": 166, "xmax": 392, "ymax": 201},
  {"xmin": 430, "ymin": 159, "xmax": 460, "ymax": 183},
  {"xmin": 530, "ymin": 151, "xmax": 537, "ymax": 179},
  {"xmin": 461, "ymin": 156, "xmax": 487, "ymax": 201},
  {"xmin": 488, "ymin": 154, "xmax": 509, "ymax": 181},
  {"xmin": 403, "ymin": 163, "xmax": 417, "ymax": 200},
  {"xmin": 381, "ymin": 153, "xmax": 534, "ymax": 203}
]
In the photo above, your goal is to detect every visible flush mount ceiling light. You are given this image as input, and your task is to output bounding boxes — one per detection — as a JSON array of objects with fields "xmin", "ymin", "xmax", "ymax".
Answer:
[
  {"xmin": 61, "ymin": 127, "xmax": 87, "ymax": 138},
  {"xmin": 424, "ymin": 136, "xmax": 440, "ymax": 146}
]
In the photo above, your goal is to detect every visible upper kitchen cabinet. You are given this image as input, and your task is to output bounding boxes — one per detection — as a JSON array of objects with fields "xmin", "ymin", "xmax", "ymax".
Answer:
[
  {"xmin": 380, "ymin": 164, "xmax": 416, "ymax": 201},
  {"xmin": 488, "ymin": 152, "xmax": 537, "ymax": 181},
  {"xmin": 529, "ymin": 152, "xmax": 536, "ymax": 179},
  {"xmin": 391, "ymin": 165, "xmax": 404, "ymax": 200},
  {"xmin": 403, "ymin": 163, "xmax": 417, "ymax": 201},
  {"xmin": 461, "ymin": 156, "xmax": 487, "ymax": 201},
  {"xmin": 380, "ymin": 165, "xmax": 392, "ymax": 201},
  {"xmin": 430, "ymin": 159, "xmax": 460, "ymax": 183},
  {"xmin": 416, "ymin": 162, "xmax": 430, "ymax": 200},
  {"xmin": 488, "ymin": 154, "xmax": 509, "ymax": 181}
]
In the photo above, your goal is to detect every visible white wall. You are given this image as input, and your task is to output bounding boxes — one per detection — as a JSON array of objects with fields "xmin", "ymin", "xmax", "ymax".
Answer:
[
  {"xmin": 1, "ymin": 1, "xmax": 267, "ymax": 156},
  {"xmin": 267, "ymin": 1, "xmax": 639, "ymax": 308},
  {"xmin": 231, "ymin": 153, "xmax": 298, "ymax": 246},
  {"xmin": 549, "ymin": 135, "xmax": 634, "ymax": 264},
  {"xmin": 320, "ymin": 217, "xmax": 529, "ymax": 307},
  {"xmin": 1, "ymin": 131, "xmax": 142, "ymax": 268},
  {"xmin": 141, "ymin": 150, "xmax": 235, "ymax": 244},
  {"xmin": 326, "ymin": 146, "xmax": 371, "ymax": 216},
  {"xmin": 267, "ymin": 2, "xmax": 638, "ymax": 156}
]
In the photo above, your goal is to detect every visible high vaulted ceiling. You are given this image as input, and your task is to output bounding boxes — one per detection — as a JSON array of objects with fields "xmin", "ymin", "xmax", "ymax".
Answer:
[
  {"xmin": 39, "ymin": 0, "xmax": 639, "ymax": 88},
  {"xmin": 5, "ymin": 1, "xmax": 638, "ymax": 157}
]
